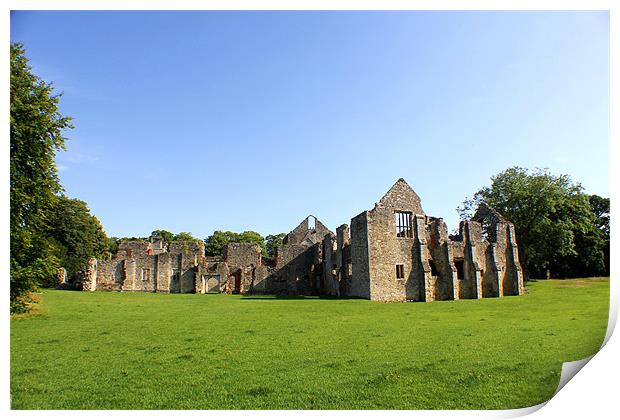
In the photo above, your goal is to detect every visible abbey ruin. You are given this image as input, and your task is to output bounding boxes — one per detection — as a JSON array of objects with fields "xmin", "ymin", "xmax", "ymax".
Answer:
[{"xmin": 76, "ymin": 179, "xmax": 524, "ymax": 302}]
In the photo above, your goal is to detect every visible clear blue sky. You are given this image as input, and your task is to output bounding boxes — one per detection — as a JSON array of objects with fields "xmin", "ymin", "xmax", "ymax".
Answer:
[{"xmin": 10, "ymin": 11, "xmax": 609, "ymax": 238}]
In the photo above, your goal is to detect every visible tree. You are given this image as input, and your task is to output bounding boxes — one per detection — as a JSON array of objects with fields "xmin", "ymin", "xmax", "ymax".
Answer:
[
  {"xmin": 204, "ymin": 230, "xmax": 267, "ymax": 256},
  {"xmin": 265, "ymin": 233, "xmax": 286, "ymax": 258},
  {"xmin": 152, "ymin": 229, "xmax": 174, "ymax": 244},
  {"xmin": 173, "ymin": 232, "xmax": 199, "ymax": 242},
  {"xmin": 237, "ymin": 231, "xmax": 267, "ymax": 256},
  {"xmin": 588, "ymin": 195, "xmax": 610, "ymax": 275},
  {"xmin": 107, "ymin": 237, "xmax": 120, "ymax": 255},
  {"xmin": 10, "ymin": 43, "xmax": 73, "ymax": 312},
  {"xmin": 204, "ymin": 231, "xmax": 236, "ymax": 256},
  {"xmin": 44, "ymin": 195, "xmax": 109, "ymax": 282},
  {"xmin": 458, "ymin": 167, "xmax": 606, "ymax": 279}
]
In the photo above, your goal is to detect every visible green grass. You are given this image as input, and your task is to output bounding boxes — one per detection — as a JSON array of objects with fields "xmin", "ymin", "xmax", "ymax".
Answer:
[{"xmin": 10, "ymin": 278, "xmax": 609, "ymax": 410}]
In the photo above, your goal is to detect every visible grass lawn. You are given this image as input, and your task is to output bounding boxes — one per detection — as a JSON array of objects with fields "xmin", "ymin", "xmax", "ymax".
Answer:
[{"xmin": 10, "ymin": 278, "xmax": 609, "ymax": 410}]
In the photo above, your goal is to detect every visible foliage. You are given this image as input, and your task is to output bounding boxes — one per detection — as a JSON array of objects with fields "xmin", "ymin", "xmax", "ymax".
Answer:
[
  {"xmin": 458, "ymin": 167, "xmax": 607, "ymax": 279},
  {"xmin": 10, "ymin": 256, "xmax": 60, "ymax": 313},
  {"xmin": 204, "ymin": 230, "xmax": 267, "ymax": 256},
  {"xmin": 588, "ymin": 195, "xmax": 610, "ymax": 274},
  {"xmin": 265, "ymin": 233, "xmax": 286, "ymax": 258},
  {"xmin": 172, "ymin": 232, "xmax": 199, "ymax": 242},
  {"xmin": 152, "ymin": 229, "xmax": 174, "ymax": 244},
  {"xmin": 10, "ymin": 42, "xmax": 73, "ymax": 311},
  {"xmin": 10, "ymin": 278, "xmax": 609, "ymax": 409},
  {"xmin": 238, "ymin": 231, "xmax": 267, "ymax": 256},
  {"xmin": 107, "ymin": 238, "xmax": 120, "ymax": 255},
  {"xmin": 44, "ymin": 195, "xmax": 109, "ymax": 281}
]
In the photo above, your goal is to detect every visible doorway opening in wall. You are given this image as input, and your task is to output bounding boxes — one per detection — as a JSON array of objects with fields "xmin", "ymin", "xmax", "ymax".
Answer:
[
  {"xmin": 203, "ymin": 274, "xmax": 221, "ymax": 293},
  {"xmin": 171, "ymin": 269, "xmax": 180, "ymax": 293},
  {"xmin": 429, "ymin": 260, "xmax": 439, "ymax": 277},
  {"xmin": 455, "ymin": 260, "xmax": 465, "ymax": 280},
  {"xmin": 232, "ymin": 271, "xmax": 241, "ymax": 294}
]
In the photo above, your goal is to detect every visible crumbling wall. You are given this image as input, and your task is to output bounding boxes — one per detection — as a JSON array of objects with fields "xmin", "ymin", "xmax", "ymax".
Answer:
[
  {"xmin": 81, "ymin": 178, "xmax": 524, "ymax": 304},
  {"xmin": 224, "ymin": 243, "xmax": 264, "ymax": 294},
  {"xmin": 364, "ymin": 178, "xmax": 426, "ymax": 302},
  {"xmin": 81, "ymin": 257, "xmax": 98, "ymax": 291},
  {"xmin": 502, "ymin": 223, "xmax": 524, "ymax": 296},
  {"xmin": 428, "ymin": 218, "xmax": 457, "ymax": 300},
  {"xmin": 459, "ymin": 221, "xmax": 484, "ymax": 299},
  {"xmin": 57, "ymin": 267, "xmax": 67, "ymax": 286},
  {"xmin": 350, "ymin": 212, "xmax": 371, "ymax": 299},
  {"xmin": 197, "ymin": 259, "xmax": 229, "ymax": 294},
  {"xmin": 269, "ymin": 215, "xmax": 334, "ymax": 295},
  {"xmin": 336, "ymin": 224, "xmax": 352, "ymax": 296},
  {"xmin": 471, "ymin": 204, "xmax": 524, "ymax": 297},
  {"xmin": 321, "ymin": 233, "xmax": 339, "ymax": 296}
]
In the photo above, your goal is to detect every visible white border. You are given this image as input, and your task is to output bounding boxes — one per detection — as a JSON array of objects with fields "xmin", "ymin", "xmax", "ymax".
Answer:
[{"xmin": 2, "ymin": 1, "xmax": 617, "ymax": 420}]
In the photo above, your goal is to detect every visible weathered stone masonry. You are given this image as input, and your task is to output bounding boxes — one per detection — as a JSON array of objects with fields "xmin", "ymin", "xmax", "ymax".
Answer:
[{"xmin": 84, "ymin": 178, "xmax": 523, "ymax": 302}]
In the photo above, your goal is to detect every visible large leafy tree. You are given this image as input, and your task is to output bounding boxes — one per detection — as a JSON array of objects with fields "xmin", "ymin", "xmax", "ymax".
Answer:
[
  {"xmin": 204, "ymin": 230, "xmax": 267, "ymax": 257},
  {"xmin": 10, "ymin": 43, "xmax": 73, "ymax": 312},
  {"xmin": 45, "ymin": 196, "xmax": 109, "ymax": 282},
  {"xmin": 173, "ymin": 231, "xmax": 199, "ymax": 242},
  {"xmin": 458, "ymin": 167, "xmax": 606, "ymax": 279},
  {"xmin": 152, "ymin": 229, "xmax": 174, "ymax": 244},
  {"xmin": 588, "ymin": 194, "xmax": 610, "ymax": 275},
  {"xmin": 265, "ymin": 233, "xmax": 286, "ymax": 259}
]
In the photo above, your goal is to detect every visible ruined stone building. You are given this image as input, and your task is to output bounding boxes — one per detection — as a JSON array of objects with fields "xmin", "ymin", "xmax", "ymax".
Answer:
[{"xmin": 79, "ymin": 179, "xmax": 523, "ymax": 302}]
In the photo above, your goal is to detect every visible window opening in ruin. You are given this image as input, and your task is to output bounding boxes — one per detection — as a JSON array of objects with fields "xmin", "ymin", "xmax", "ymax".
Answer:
[
  {"xmin": 395, "ymin": 212, "xmax": 413, "ymax": 238},
  {"xmin": 347, "ymin": 262, "xmax": 352, "ymax": 276},
  {"xmin": 429, "ymin": 260, "xmax": 439, "ymax": 277},
  {"xmin": 171, "ymin": 269, "xmax": 180, "ymax": 286},
  {"xmin": 455, "ymin": 260, "xmax": 464, "ymax": 280},
  {"xmin": 308, "ymin": 216, "xmax": 316, "ymax": 231},
  {"xmin": 141, "ymin": 268, "xmax": 150, "ymax": 281},
  {"xmin": 396, "ymin": 264, "xmax": 405, "ymax": 279},
  {"xmin": 480, "ymin": 219, "xmax": 492, "ymax": 241}
]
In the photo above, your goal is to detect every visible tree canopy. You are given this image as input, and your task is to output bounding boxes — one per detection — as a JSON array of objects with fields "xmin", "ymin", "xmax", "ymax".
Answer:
[
  {"xmin": 265, "ymin": 233, "xmax": 286, "ymax": 258},
  {"xmin": 152, "ymin": 229, "xmax": 174, "ymax": 244},
  {"xmin": 44, "ymin": 196, "xmax": 109, "ymax": 282},
  {"xmin": 173, "ymin": 232, "xmax": 200, "ymax": 242},
  {"xmin": 10, "ymin": 42, "xmax": 73, "ymax": 312},
  {"xmin": 458, "ymin": 167, "xmax": 607, "ymax": 279},
  {"xmin": 204, "ymin": 231, "xmax": 268, "ymax": 257}
]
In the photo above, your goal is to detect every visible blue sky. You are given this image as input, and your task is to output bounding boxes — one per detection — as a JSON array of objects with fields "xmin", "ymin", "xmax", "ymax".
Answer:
[{"xmin": 10, "ymin": 11, "xmax": 609, "ymax": 238}]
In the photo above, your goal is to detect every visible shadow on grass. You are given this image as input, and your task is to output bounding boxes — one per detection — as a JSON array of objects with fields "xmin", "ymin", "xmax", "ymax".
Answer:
[{"xmin": 240, "ymin": 295, "xmax": 365, "ymax": 301}]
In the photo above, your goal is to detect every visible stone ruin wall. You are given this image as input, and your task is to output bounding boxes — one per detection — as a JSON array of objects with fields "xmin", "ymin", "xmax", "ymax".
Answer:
[
  {"xmin": 75, "ymin": 178, "xmax": 523, "ymax": 303},
  {"xmin": 268, "ymin": 216, "xmax": 333, "ymax": 295},
  {"xmin": 347, "ymin": 178, "xmax": 524, "ymax": 302}
]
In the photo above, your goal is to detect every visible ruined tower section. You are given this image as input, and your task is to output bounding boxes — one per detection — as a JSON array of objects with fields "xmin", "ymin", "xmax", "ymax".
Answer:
[
  {"xmin": 223, "ymin": 243, "xmax": 265, "ymax": 294},
  {"xmin": 458, "ymin": 220, "xmax": 485, "ymax": 299},
  {"xmin": 471, "ymin": 203, "xmax": 524, "ymax": 297},
  {"xmin": 427, "ymin": 218, "xmax": 458, "ymax": 300},
  {"xmin": 336, "ymin": 224, "xmax": 352, "ymax": 295},
  {"xmin": 346, "ymin": 179, "xmax": 524, "ymax": 302},
  {"xmin": 196, "ymin": 256, "xmax": 229, "ymax": 294},
  {"xmin": 350, "ymin": 212, "xmax": 371, "ymax": 299},
  {"xmin": 81, "ymin": 179, "xmax": 523, "ymax": 303},
  {"xmin": 350, "ymin": 178, "xmax": 428, "ymax": 302},
  {"xmin": 270, "ymin": 215, "xmax": 334, "ymax": 295},
  {"xmin": 321, "ymin": 224, "xmax": 352, "ymax": 297},
  {"xmin": 89, "ymin": 234, "xmax": 205, "ymax": 294}
]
